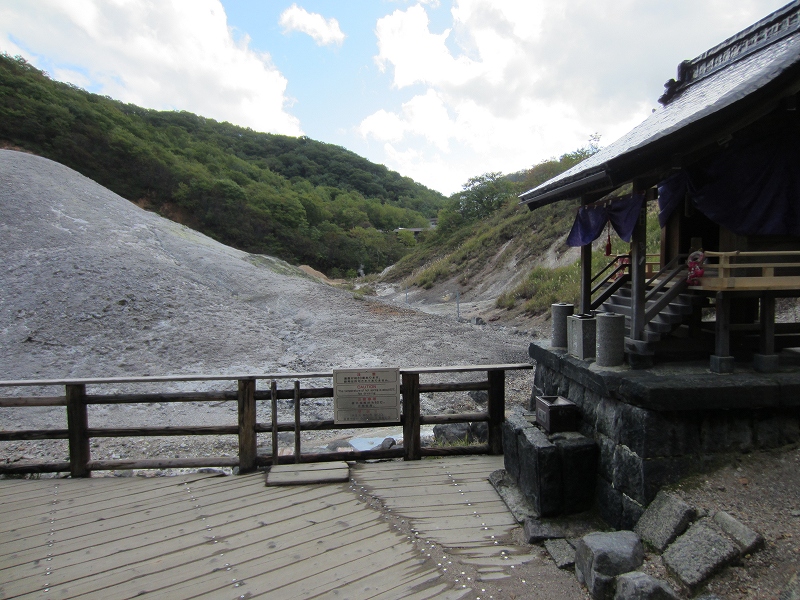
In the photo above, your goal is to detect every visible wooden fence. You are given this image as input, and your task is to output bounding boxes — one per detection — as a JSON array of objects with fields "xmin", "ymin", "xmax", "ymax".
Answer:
[{"xmin": 0, "ymin": 364, "xmax": 531, "ymax": 477}]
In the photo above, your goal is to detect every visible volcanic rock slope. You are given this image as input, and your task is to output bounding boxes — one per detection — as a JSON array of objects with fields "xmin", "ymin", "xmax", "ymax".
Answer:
[{"xmin": 0, "ymin": 150, "xmax": 527, "ymax": 383}]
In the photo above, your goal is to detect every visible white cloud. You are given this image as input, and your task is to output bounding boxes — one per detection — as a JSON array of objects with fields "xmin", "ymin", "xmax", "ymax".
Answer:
[
  {"xmin": 0, "ymin": 0, "xmax": 302, "ymax": 136},
  {"xmin": 279, "ymin": 4, "xmax": 345, "ymax": 47},
  {"xmin": 361, "ymin": 0, "xmax": 788, "ymax": 194}
]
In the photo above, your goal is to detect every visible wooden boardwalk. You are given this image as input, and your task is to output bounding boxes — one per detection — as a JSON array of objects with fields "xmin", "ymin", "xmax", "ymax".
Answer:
[{"xmin": 0, "ymin": 457, "xmax": 527, "ymax": 599}]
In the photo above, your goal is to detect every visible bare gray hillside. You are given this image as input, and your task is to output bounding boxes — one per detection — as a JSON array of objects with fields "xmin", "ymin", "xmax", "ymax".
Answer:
[{"xmin": 0, "ymin": 149, "xmax": 528, "ymax": 383}]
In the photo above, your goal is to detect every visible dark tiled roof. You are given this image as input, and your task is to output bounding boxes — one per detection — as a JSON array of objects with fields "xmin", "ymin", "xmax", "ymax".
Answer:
[{"xmin": 520, "ymin": 1, "xmax": 800, "ymax": 207}]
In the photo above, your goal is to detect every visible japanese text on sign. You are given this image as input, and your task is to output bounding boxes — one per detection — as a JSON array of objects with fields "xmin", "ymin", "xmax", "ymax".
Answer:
[{"xmin": 333, "ymin": 368, "xmax": 401, "ymax": 425}]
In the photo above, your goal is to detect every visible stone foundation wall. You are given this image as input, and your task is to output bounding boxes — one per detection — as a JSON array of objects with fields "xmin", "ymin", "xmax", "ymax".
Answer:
[{"xmin": 530, "ymin": 345, "xmax": 800, "ymax": 529}]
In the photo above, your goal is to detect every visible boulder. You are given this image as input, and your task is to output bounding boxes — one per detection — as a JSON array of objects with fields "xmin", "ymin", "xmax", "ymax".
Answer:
[
  {"xmin": 712, "ymin": 511, "xmax": 763, "ymax": 554},
  {"xmin": 575, "ymin": 531, "xmax": 644, "ymax": 599},
  {"xmin": 614, "ymin": 572, "xmax": 679, "ymax": 600},
  {"xmin": 662, "ymin": 519, "xmax": 738, "ymax": 589},
  {"xmin": 634, "ymin": 490, "xmax": 696, "ymax": 551}
]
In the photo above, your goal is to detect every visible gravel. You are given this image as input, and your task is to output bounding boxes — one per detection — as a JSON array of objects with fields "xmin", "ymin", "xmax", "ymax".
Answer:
[{"xmin": 0, "ymin": 149, "xmax": 534, "ymax": 467}]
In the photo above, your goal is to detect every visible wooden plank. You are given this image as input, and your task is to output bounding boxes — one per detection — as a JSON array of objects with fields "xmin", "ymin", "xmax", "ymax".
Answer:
[
  {"xmin": 267, "ymin": 462, "xmax": 350, "ymax": 485},
  {"xmin": 0, "ymin": 396, "xmax": 66, "ymax": 407},
  {"xmin": 6, "ymin": 490, "xmax": 370, "ymax": 598}
]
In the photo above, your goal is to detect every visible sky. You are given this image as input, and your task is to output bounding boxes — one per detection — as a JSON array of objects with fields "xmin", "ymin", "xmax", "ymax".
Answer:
[{"xmin": 0, "ymin": 0, "xmax": 790, "ymax": 195}]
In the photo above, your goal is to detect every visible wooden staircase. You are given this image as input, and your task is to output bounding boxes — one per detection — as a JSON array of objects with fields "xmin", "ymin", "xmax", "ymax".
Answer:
[{"xmin": 601, "ymin": 283, "xmax": 695, "ymax": 352}]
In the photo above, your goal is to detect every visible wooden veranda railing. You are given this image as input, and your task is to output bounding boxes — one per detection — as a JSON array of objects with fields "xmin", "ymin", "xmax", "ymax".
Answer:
[
  {"xmin": 0, "ymin": 364, "xmax": 530, "ymax": 477},
  {"xmin": 697, "ymin": 250, "xmax": 800, "ymax": 290}
]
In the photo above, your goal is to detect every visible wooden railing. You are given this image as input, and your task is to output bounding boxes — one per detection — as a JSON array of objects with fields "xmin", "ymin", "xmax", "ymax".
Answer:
[
  {"xmin": 697, "ymin": 250, "xmax": 800, "ymax": 291},
  {"xmin": 0, "ymin": 364, "xmax": 531, "ymax": 477}
]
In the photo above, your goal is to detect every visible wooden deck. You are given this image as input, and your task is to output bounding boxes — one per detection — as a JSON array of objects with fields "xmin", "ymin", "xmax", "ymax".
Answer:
[{"xmin": 0, "ymin": 456, "xmax": 527, "ymax": 599}]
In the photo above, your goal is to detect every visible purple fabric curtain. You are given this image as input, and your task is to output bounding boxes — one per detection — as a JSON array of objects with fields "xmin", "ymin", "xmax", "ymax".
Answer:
[
  {"xmin": 657, "ymin": 171, "xmax": 690, "ymax": 228},
  {"xmin": 691, "ymin": 131, "xmax": 800, "ymax": 236},
  {"xmin": 566, "ymin": 192, "xmax": 644, "ymax": 247}
]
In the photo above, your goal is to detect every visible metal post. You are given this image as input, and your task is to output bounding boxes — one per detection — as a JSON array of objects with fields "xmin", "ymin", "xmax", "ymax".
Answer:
[{"xmin": 457, "ymin": 290, "xmax": 460, "ymax": 319}]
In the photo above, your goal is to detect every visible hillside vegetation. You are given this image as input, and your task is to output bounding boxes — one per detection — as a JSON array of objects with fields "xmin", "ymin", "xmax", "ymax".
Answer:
[
  {"xmin": 381, "ymin": 143, "xmax": 607, "ymax": 315},
  {"xmin": 0, "ymin": 54, "xmax": 444, "ymax": 277}
]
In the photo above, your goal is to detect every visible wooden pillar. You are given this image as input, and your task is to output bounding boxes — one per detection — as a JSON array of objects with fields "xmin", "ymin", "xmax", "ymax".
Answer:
[
  {"xmin": 237, "ymin": 378, "xmax": 256, "ymax": 474},
  {"xmin": 629, "ymin": 183, "xmax": 648, "ymax": 341},
  {"xmin": 711, "ymin": 291, "xmax": 734, "ymax": 373},
  {"xmin": 293, "ymin": 381, "xmax": 301, "ymax": 464},
  {"xmin": 270, "ymin": 380, "xmax": 279, "ymax": 464},
  {"xmin": 579, "ymin": 195, "xmax": 593, "ymax": 314},
  {"xmin": 580, "ymin": 244, "xmax": 592, "ymax": 314},
  {"xmin": 66, "ymin": 384, "xmax": 90, "ymax": 478},
  {"xmin": 760, "ymin": 294, "xmax": 776, "ymax": 355},
  {"xmin": 487, "ymin": 370, "xmax": 505, "ymax": 455},
  {"xmin": 402, "ymin": 373, "xmax": 421, "ymax": 460}
]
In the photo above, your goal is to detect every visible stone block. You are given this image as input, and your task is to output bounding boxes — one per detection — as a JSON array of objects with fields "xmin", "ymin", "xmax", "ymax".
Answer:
[
  {"xmin": 753, "ymin": 353, "xmax": 780, "ymax": 373},
  {"xmin": 433, "ymin": 422, "xmax": 470, "ymax": 444},
  {"xmin": 575, "ymin": 531, "xmax": 644, "ymax": 600},
  {"xmin": 621, "ymin": 493, "xmax": 645, "ymax": 531},
  {"xmin": 634, "ymin": 490, "xmax": 696, "ymax": 552},
  {"xmin": 662, "ymin": 519, "xmax": 739, "ymax": 589},
  {"xmin": 710, "ymin": 355, "xmax": 734, "ymax": 373},
  {"xmin": 554, "ymin": 432, "xmax": 598, "ymax": 514},
  {"xmin": 595, "ymin": 476, "xmax": 623, "ymax": 529},
  {"xmin": 612, "ymin": 444, "xmax": 644, "ymax": 505},
  {"xmin": 596, "ymin": 397, "xmax": 621, "ymax": 442},
  {"xmin": 502, "ymin": 418, "xmax": 521, "ymax": 480},
  {"xmin": 614, "ymin": 571, "xmax": 680, "ymax": 600},
  {"xmin": 518, "ymin": 426, "xmax": 562, "ymax": 517},
  {"xmin": 544, "ymin": 537, "xmax": 576, "ymax": 569},
  {"xmin": 713, "ymin": 511, "xmax": 763, "ymax": 555},
  {"xmin": 469, "ymin": 420, "xmax": 488, "ymax": 443},
  {"xmin": 641, "ymin": 456, "xmax": 697, "ymax": 505},
  {"xmin": 596, "ymin": 433, "xmax": 616, "ymax": 482},
  {"xmin": 568, "ymin": 314, "xmax": 597, "ymax": 361},
  {"xmin": 524, "ymin": 518, "xmax": 564, "ymax": 543}
]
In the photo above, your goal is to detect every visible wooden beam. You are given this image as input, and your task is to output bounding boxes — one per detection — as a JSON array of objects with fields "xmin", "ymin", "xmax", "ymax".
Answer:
[
  {"xmin": 760, "ymin": 294, "xmax": 776, "ymax": 355},
  {"xmin": 629, "ymin": 183, "xmax": 649, "ymax": 341},
  {"xmin": 487, "ymin": 370, "xmax": 505, "ymax": 455},
  {"xmin": 66, "ymin": 384, "xmax": 90, "ymax": 478},
  {"xmin": 402, "ymin": 373, "xmax": 421, "ymax": 461},
  {"xmin": 294, "ymin": 380, "xmax": 301, "ymax": 464},
  {"xmin": 715, "ymin": 292, "xmax": 731, "ymax": 357},
  {"xmin": 237, "ymin": 378, "xmax": 256, "ymax": 474},
  {"xmin": 271, "ymin": 380, "xmax": 279, "ymax": 465}
]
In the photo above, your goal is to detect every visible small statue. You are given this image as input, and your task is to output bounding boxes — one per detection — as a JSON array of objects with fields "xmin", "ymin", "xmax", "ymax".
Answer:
[{"xmin": 686, "ymin": 250, "xmax": 705, "ymax": 285}]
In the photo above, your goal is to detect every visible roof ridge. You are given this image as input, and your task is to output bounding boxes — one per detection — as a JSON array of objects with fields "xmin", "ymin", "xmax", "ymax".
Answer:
[{"xmin": 659, "ymin": 0, "xmax": 800, "ymax": 105}]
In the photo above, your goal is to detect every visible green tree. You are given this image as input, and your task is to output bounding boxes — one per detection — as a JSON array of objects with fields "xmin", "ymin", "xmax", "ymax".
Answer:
[{"xmin": 453, "ymin": 172, "xmax": 514, "ymax": 221}]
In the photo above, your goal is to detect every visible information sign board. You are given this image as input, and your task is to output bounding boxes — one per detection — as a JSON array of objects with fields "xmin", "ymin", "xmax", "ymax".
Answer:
[{"xmin": 333, "ymin": 368, "xmax": 401, "ymax": 424}]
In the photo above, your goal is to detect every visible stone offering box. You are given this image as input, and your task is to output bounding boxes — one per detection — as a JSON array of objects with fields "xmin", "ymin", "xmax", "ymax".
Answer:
[{"xmin": 535, "ymin": 395, "xmax": 579, "ymax": 434}]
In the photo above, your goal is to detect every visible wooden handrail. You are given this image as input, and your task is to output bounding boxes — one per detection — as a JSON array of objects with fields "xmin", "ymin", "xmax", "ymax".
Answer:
[
  {"xmin": 696, "ymin": 251, "xmax": 800, "ymax": 291},
  {"xmin": 0, "ymin": 364, "xmax": 531, "ymax": 476}
]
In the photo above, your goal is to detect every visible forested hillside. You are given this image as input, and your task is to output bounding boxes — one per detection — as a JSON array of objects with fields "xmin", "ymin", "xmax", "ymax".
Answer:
[
  {"xmin": 0, "ymin": 53, "xmax": 444, "ymax": 276},
  {"xmin": 381, "ymin": 141, "xmax": 628, "ymax": 315}
]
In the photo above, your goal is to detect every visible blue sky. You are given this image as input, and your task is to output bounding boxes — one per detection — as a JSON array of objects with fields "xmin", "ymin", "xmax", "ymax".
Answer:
[{"xmin": 0, "ymin": 1, "xmax": 790, "ymax": 195}]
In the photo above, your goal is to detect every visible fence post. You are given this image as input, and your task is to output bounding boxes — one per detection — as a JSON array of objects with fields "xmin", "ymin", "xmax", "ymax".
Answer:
[
  {"xmin": 487, "ymin": 370, "xmax": 505, "ymax": 455},
  {"xmin": 271, "ymin": 380, "xmax": 279, "ymax": 465},
  {"xmin": 294, "ymin": 380, "xmax": 301, "ymax": 464},
  {"xmin": 66, "ymin": 384, "xmax": 90, "ymax": 477},
  {"xmin": 237, "ymin": 378, "xmax": 256, "ymax": 473},
  {"xmin": 402, "ymin": 373, "xmax": 421, "ymax": 460}
]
